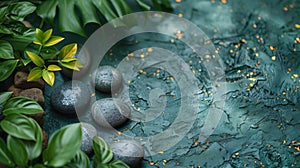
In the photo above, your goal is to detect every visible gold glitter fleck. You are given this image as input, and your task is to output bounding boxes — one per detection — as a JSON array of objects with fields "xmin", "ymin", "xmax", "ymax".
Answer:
[
  {"xmin": 117, "ymin": 132, "xmax": 122, "ymax": 135},
  {"xmin": 283, "ymin": 7, "xmax": 289, "ymax": 11},
  {"xmin": 140, "ymin": 54, "xmax": 145, "ymax": 58},
  {"xmin": 221, "ymin": 0, "xmax": 227, "ymax": 4},
  {"xmin": 271, "ymin": 56, "xmax": 276, "ymax": 61},
  {"xmin": 249, "ymin": 83, "xmax": 254, "ymax": 88},
  {"xmin": 178, "ymin": 13, "xmax": 183, "ymax": 17},
  {"xmin": 269, "ymin": 46, "xmax": 276, "ymax": 51},
  {"xmin": 149, "ymin": 161, "xmax": 155, "ymax": 165},
  {"xmin": 158, "ymin": 150, "xmax": 164, "ymax": 154},
  {"xmin": 253, "ymin": 24, "xmax": 257, "ymax": 28},
  {"xmin": 175, "ymin": 0, "xmax": 181, "ymax": 3},
  {"xmin": 163, "ymin": 160, "xmax": 167, "ymax": 166},
  {"xmin": 283, "ymin": 140, "xmax": 287, "ymax": 145},
  {"xmin": 148, "ymin": 48, "xmax": 153, "ymax": 52},
  {"xmin": 295, "ymin": 24, "xmax": 300, "ymax": 28}
]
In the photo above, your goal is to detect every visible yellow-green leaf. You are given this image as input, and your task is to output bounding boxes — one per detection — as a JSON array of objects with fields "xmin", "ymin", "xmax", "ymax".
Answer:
[
  {"xmin": 27, "ymin": 67, "xmax": 42, "ymax": 81},
  {"xmin": 59, "ymin": 61, "xmax": 80, "ymax": 71},
  {"xmin": 26, "ymin": 51, "xmax": 45, "ymax": 67},
  {"xmin": 76, "ymin": 60, "xmax": 84, "ymax": 68},
  {"xmin": 44, "ymin": 36, "xmax": 64, "ymax": 47},
  {"xmin": 59, "ymin": 43, "xmax": 77, "ymax": 59},
  {"xmin": 35, "ymin": 28, "xmax": 44, "ymax": 45},
  {"xmin": 42, "ymin": 70, "xmax": 55, "ymax": 86},
  {"xmin": 43, "ymin": 29, "xmax": 53, "ymax": 44},
  {"xmin": 47, "ymin": 65, "xmax": 62, "ymax": 71},
  {"xmin": 33, "ymin": 40, "xmax": 42, "ymax": 45},
  {"xmin": 61, "ymin": 57, "xmax": 77, "ymax": 63}
]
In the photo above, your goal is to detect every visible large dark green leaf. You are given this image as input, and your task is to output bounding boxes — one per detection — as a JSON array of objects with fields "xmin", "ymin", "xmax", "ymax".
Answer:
[
  {"xmin": 7, "ymin": 135, "xmax": 28, "ymax": 166},
  {"xmin": 0, "ymin": 60, "xmax": 18, "ymax": 82},
  {"xmin": 24, "ymin": 118, "xmax": 43, "ymax": 160},
  {"xmin": 0, "ymin": 92, "xmax": 12, "ymax": 106},
  {"xmin": 43, "ymin": 123, "xmax": 82, "ymax": 167},
  {"xmin": 92, "ymin": 136, "xmax": 113, "ymax": 164},
  {"xmin": 0, "ymin": 114, "xmax": 37, "ymax": 141},
  {"xmin": 7, "ymin": 2, "xmax": 36, "ymax": 21},
  {"xmin": 0, "ymin": 40, "xmax": 14, "ymax": 59},
  {"xmin": 0, "ymin": 137, "xmax": 13, "ymax": 166},
  {"xmin": 36, "ymin": 0, "xmax": 171, "ymax": 36},
  {"xmin": 3, "ymin": 96, "xmax": 44, "ymax": 115},
  {"xmin": 64, "ymin": 150, "xmax": 90, "ymax": 168}
]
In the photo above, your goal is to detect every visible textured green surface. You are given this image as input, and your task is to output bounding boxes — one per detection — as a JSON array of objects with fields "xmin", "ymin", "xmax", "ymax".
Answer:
[{"xmin": 44, "ymin": 0, "xmax": 300, "ymax": 167}]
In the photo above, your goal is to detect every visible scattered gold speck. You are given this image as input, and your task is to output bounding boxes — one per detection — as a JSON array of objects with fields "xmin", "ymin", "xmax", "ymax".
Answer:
[
  {"xmin": 283, "ymin": 140, "xmax": 287, "ymax": 145},
  {"xmin": 117, "ymin": 132, "xmax": 123, "ymax": 135},
  {"xmin": 163, "ymin": 160, "xmax": 167, "ymax": 166},
  {"xmin": 175, "ymin": 0, "xmax": 181, "ymax": 3},
  {"xmin": 237, "ymin": 70, "xmax": 241, "ymax": 73},
  {"xmin": 235, "ymin": 152, "xmax": 239, "ymax": 156},
  {"xmin": 271, "ymin": 56, "xmax": 276, "ymax": 61},
  {"xmin": 137, "ymin": 107, "xmax": 141, "ymax": 111},
  {"xmin": 295, "ymin": 24, "xmax": 300, "ymax": 29},
  {"xmin": 140, "ymin": 54, "xmax": 145, "ymax": 58},
  {"xmin": 282, "ymin": 91, "xmax": 286, "ymax": 95},
  {"xmin": 149, "ymin": 161, "xmax": 155, "ymax": 165},
  {"xmin": 253, "ymin": 24, "xmax": 257, "ymax": 28},
  {"xmin": 283, "ymin": 7, "xmax": 289, "ymax": 11},
  {"xmin": 178, "ymin": 13, "xmax": 183, "ymax": 17},
  {"xmin": 158, "ymin": 150, "xmax": 164, "ymax": 154},
  {"xmin": 170, "ymin": 38, "xmax": 175, "ymax": 43},
  {"xmin": 139, "ymin": 69, "xmax": 144, "ymax": 73},
  {"xmin": 293, "ymin": 74, "xmax": 299, "ymax": 78},
  {"xmin": 241, "ymin": 39, "xmax": 247, "ymax": 43},
  {"xmin": 128, "ymin": 53, "xmax": 135, "ymax": 57},
  {"xmin": 148, "ymin": 48, "xmax": 153, "ymax": 52},
  {"xmin": 249, "ymin": 78, "xmax": 256, "ymax": 81},
  {"xmin": 249, "ymin": 83, "xmax": 254, "ymax": 88},
  {"xmin": 221, "ymin": 0, "xmax": 227, "ymax": 4},
  {"xmin": 255, "ymin": 53, "xmax": 259, "ymax": 57},
  {"xmin": 91, "ymin": 93, "xmax": 96, "ymax": 97},
  {"xmin": 269, "ymin": 45, "xmax": 276, "ymax": 51},
  {"xmin": 128, "ymin": 80, "xmax": 131, "ymax": 84},
  {"xmin": 175, "ymin": 31, "xmax": 183, "ymax": 39},
  {"xmin": 230, "ymin": 49, "xmax": 234, "ymax": 53}
]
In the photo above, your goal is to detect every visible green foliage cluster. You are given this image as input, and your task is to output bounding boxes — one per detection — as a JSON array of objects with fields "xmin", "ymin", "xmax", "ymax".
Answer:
[{"xmin": 0, "ymin": 92, "xmax": 129, "ymax": 168}]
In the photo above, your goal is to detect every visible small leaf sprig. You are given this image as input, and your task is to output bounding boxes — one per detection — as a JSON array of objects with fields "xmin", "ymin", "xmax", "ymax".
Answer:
[{"xmin": 25, "ymin": 28, "xmax": 83, "ymax": 86}]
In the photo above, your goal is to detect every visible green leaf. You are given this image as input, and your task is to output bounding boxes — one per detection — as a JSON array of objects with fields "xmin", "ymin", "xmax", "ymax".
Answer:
[
  {"xmin": 0, "ymin": 137, "xmax": 14, "ymax": 166},
  {"xmin": 44, "ymin": 36, "xmax": 64, "ymax": 47},
  {"xmin": 20, "ymin": 59, "xmax": 32, "ymax": 66},
  {"xmin": 24, "ymin": 118, "xmax": 43, "ymax": 160},
  {"xmin": 42, "ymin": 70, "xmax": 55, "ymax": 86},
  {"xmin": 33, "ymin": 164, "xmax": 47, "ymax": 168},
  {"xmin": 0, "ymin": 114, "xmax": 37, "ymax": 141},
  {"xmin": 34, "ymin": 28, "xmax": 44, "ymax": 45},
  {"xmin": 0, "ymin": 92, "xmax": 12, "ymax": 106},
  {"xmin": 0, "ymin": 40, "xmax": 14, "ymax": 59},
  {"xmin": 26, "ymin": 51, "xmax": 45, "ymax": 67},
  {"xmin": 135, "ymin": 0, "xmax": 151, "ymax": 10},
  {"xmin": 47, "ymin": 65, "xmax": 62, "ymax": 71},
  {"xmin": 27, "ymin": 67, "xmax": 43, "ymax": 82},
  {"xmin": 109, "ymin": 160, "xmax": 130, "ymax": 168},
  {"xmin": 36, "ymin": 0, "xmax": 58, "ymax": 24},
  {"xmin": 75, "ymin": 0, "xmax": 100, "ymax": 26},
  {"xmin": 59, "ymin": 61, "xmax": 80, "ymax": 71},
  {"xmin": 42, "ymin": 29, "xmax": 53, "ymax": 44},
  {"xmin": 92, "ymin": 136, "xmax": 113, "ymax": 164},
  {"xmin": 110, "ymin": 0, "xmax": 132, "ymax": 17},
  {"xmin": 0, "ymin": 60, "xmax": 18, "ymax": 82},
  {"xmin": 92, "ymin": 0, "xmax": 117, "ymax": 22},
  {"xmin": 59, "ymin": 43, "xmax": 77, "ymax": 59},
  {"xmin": 3, "ymin": 96, "xmax": 44, "ymax": 115},
  {"xmin": 7, "ymin": 2, "xmax": 36, "ymax": 21},
  {"xmin": 61, "ymin": 57, "xmax": 78, "ymax": 63},
  {"xmin": 7, "ymin": 135, "xmax": 28, "ymax": 166},
  {"xmin": 40, "ymin": 46, "xmax": 59, "ymax": 60},
  {"xmin": 64, "ymin": 150, "xmax": 90, "ymax": 168},
  {"xmin": 43, "ymin": 123, "xmax": 82, "ymax": 167},
  {"xmin": 58, "ymin": 0, "xmax": 86, "ymax": 37}
]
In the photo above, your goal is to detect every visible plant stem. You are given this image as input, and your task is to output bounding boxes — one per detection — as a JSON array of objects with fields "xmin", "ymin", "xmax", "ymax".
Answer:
[{"xmin": 39, "ymin": 19, "xmax": 45, "ymax": 28}]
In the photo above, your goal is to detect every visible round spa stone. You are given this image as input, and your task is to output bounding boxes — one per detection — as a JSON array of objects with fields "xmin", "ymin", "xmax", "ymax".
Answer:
[
  {"xmin": 81, "ymin": 123, "xmax": 97, "ymax": 155},
  {"xmin": 91, "ymin": 98, "xmax": 130, "ymax": 128},
  {"xmin": 51, "ymin": 80, "xmax": 90, "ymax": 115},
  {"xmin": 111, "ymin": 140, "xmax": 144, "ymax": 168},
  {"xmin": 92, "ymin": 66, "xmax": 123, "ymax": 93}
]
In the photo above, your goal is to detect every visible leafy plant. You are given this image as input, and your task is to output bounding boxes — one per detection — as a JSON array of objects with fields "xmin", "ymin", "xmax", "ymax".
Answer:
[
  {"xmin": 0, "ymin": 1, "xmax": 36, "ymax": 82},
  {"xmin": 36, "ymin": 0, "xmax": 172, "ymax": 36},
  {"xmin": 25, "ymin": 28, "xmax": 83, "ymax": 86},
  {"xmin": 0, "ymin": 92, "xmax": 129, "ymax": 168}
]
